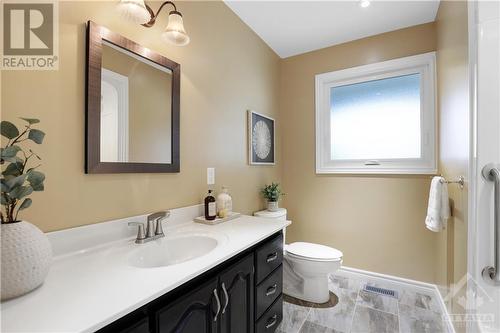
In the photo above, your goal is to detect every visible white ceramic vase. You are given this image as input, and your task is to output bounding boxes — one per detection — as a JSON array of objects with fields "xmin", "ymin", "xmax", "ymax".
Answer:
[
  {"xmin": 267, "ymin": 200, "xmax": 279, "ymax": 212},
  {"xmin": 1, "ymin": 221, "xmax": 52, "ymax": 301}
]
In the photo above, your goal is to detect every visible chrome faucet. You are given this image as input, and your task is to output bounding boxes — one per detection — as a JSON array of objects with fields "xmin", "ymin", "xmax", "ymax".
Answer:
[{"xmin": 128, "ymin": 211, "xmax": 170, "ymax": 244}]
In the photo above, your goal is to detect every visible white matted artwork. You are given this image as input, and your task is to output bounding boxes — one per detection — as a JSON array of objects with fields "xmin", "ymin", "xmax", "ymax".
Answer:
[{"xmin": 248, "ymin": 110, "xmax": 275, "ymax": 165}]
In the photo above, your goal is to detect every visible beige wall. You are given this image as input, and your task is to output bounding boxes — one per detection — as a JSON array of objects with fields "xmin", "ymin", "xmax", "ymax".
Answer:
[
  {"xmin": 435, "ymin": 0, "xmax": 469, "ymax": 322},
  {"xmin": 1, "ymin": 1, "xmax": 281, "ymax": 232},
  {"xmin": 280, "ymin": 23, "xmax": 439, "ymax": 282},
  {"xmin": 1, "ymin": 0, "xmax": 470, "ymax": 286},
  {"xmin": 102, "ymin": 44, "xmax": 173, "ymax": 163}
]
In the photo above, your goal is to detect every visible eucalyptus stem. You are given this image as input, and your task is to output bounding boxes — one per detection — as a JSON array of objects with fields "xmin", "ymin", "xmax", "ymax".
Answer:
[{"xmin": 10, "ymin": 125, "xmax": 30, "ymax": 146}]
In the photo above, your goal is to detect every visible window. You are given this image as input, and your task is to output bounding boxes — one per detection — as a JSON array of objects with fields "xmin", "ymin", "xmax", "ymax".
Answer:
[{"xmin": 315, "ymin": 52, "xmax": 436, "ymax": 174}]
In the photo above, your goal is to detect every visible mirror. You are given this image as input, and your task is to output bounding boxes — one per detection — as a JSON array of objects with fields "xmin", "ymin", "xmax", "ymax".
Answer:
[
  {"xmin": 100, "ymin": 41, "xmax": 172, "ymax": 164},
  {"xmin": 86, "ymin": 21, "xmax": 180, "ymax": 173}
]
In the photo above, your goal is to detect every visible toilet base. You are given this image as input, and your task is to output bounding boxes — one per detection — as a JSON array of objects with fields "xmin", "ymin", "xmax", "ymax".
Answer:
[{"xmin": 283, "ymin": 260, "xmax": 331, "ymax": 303}]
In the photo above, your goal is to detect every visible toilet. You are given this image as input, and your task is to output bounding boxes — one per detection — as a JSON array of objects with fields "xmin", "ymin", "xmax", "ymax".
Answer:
[{"xmin": 254, "ymin": 209, "xmax": 343, "ymax": 304}]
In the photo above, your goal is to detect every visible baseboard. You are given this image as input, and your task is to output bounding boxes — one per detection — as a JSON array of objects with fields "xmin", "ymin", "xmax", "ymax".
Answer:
[
  {"xmin": 339, "ymin": 266, "xmax": 456, "ymax": 333},
  {"xmin": 340, "ymin": 266, "xmax": 437, "ymax": 290}
]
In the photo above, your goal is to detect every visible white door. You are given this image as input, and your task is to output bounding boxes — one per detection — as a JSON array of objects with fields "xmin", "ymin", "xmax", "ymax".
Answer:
[
  {"xmin": 100, "ymin": 69, "xmax": 129, "ymax": 162},
  {"xmin": 469, "ymin": 1, "xmax": 500, "ymax": 332}
]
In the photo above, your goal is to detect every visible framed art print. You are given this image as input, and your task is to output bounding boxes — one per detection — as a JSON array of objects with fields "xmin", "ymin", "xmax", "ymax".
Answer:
[{"xmin": 248, "ymin": 110, "xmax": 275, "ymax": 165}]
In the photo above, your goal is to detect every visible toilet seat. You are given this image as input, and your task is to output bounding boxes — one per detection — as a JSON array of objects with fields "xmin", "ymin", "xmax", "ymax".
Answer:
[{"xmin": 285, "ymin": 242, "xmax": 343, "ymax": 262}]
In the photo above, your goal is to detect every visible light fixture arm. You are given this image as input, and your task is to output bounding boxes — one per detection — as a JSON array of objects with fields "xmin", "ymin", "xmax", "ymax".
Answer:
[{"xmin": 142, "ymin": 1, "xmax": 179, "ymax": 28}]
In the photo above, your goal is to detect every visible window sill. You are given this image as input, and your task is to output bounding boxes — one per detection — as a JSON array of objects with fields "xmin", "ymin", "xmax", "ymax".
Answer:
[{"xmin": 315, "ymin": 167, "xmax": 438, "ymax": 175}]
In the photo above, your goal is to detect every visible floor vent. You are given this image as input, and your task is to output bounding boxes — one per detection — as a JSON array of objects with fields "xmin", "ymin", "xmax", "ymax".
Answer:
[{"xmin": 363, "ymin": 285, "xmax": 398, "ymax": 298}]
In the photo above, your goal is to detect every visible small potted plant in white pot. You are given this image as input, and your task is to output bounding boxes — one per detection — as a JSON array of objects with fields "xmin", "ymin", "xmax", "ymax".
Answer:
[
  {"xmin": 261, "ymin": 182, "xmax": 285, "ymax": 212},
  {"xmin": 1, "ymin": 118, "xmax": 51, "ymax": 301}
]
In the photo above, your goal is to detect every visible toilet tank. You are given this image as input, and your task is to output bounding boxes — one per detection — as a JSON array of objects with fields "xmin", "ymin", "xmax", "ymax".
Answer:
[
  {"xmin": 254, "ymin": 209, "xmax": 287, "ymax": 245},
  {"xmin": 253, "ymin": 208, "xmax": 287, "ymax": 220}
]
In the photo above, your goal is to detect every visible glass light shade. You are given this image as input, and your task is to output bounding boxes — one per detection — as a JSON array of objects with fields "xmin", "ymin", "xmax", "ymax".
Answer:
[
  {"xmin": 161, "ymin": 12, "xmax": 190, "ymax": 46},
  {"xmin": 360, "ymin": 0, "xmax": 371, "ymax": 8},
  {"xmin": 117, "ymin": 0, "xmax": 150, "ymax": 24}
]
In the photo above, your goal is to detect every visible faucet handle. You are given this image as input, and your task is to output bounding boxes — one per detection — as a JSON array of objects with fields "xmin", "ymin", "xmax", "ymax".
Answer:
[
  {"xmin": 155, "ymin": 219, "xmax": 164, "ymax": 236},
  {"xmin": 154, "ymin": 211, "xmax": 170, "ymax": 236},
  {"xmin": 147, "ymin": 211, "xmax": 170, "ymax": 237},
  {"xmin": 128, "ymin": 222, "xmax": 146, "ymax": 243}
]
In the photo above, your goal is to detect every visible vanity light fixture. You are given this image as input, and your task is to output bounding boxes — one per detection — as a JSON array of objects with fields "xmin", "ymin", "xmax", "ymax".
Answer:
[
  {"xmin": 117, "ymin": 0, "xmax": 190, "ymax": 46},
  {"xmin": 359, "ymin": 0, "xmax": 371, "ymax": 8}
]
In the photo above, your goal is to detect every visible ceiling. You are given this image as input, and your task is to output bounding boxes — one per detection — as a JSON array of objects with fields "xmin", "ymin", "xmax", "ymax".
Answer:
[{"xmin": 224, "ymin": 0, "xmax": 440, "ymax": 58}]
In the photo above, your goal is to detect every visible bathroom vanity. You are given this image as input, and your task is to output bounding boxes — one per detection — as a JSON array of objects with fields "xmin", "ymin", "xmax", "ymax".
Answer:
[
  {"xmin": 0, "ymin": 205, "xmax": 289, "ymax": 333},
  {"xmin": 99, "ymin": 232, "xmax": 284, "ymax": 333}
]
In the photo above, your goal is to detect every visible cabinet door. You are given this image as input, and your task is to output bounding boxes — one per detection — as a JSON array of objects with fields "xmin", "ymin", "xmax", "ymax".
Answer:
[
  {"xmin": 156, "ymin": 277, "xmax": 219, "ymax": 333},
  {"xmin": 218, "ymin": 253, "xmax": 255, "ymax": 333}
]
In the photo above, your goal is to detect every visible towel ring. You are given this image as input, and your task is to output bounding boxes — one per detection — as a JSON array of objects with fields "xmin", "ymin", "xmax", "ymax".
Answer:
[{"xmin": 439, "ymin": 176, "xmax": 465, "ymax": 189}]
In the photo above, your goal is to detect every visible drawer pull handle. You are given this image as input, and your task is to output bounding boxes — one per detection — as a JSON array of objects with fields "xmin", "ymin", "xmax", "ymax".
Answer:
[
  {"xmin": 266, "ymin": 252, "xmax": 278, "ymax": 263},
  {"xmin": 266, "ymin": 284, "xmax": 278, "ymax": 296},
  {"xmin": 221, "ymin": 282, "xmax": 229, "ymax": 314},
  {"xmin": 265, "ymin": 314, "xmax": 278, "ymax": 329},
  {"xmin": 213, "ymin": 289, "xmax": 221, "ymax": 322}
]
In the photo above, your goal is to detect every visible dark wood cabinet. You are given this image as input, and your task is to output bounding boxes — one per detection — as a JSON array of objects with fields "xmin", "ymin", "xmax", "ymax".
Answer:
[
  {"xmin": 219, "ymin": 254, "xmax": 254, "ymax": 333},
  {"xmin": 97, "ymin": 311, "xmax": 149, "ymax": 333},
  {"xmin": 255, "ymin": 296, "xmax": 283, "ymax": 333},
  {"xmin": 97, "ymin": 231, "xmax": 283, "ymax": 333},
  {"xmin": 156, "ymin": 277, "xmax": 218, "ymax": 333},
  {"xmin": 255, "ymin": 234, "xmax": 283, "ymax": 284},
  {"xmin": 255, "ymin": 266, "xmax": 282, "ymax": 319}
]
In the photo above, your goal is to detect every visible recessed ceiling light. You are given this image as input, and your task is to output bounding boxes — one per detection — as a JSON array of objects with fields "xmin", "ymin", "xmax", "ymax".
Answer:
[{"xmin": 360, "ymin": 0, "xmax": 371, "ymax": 8}]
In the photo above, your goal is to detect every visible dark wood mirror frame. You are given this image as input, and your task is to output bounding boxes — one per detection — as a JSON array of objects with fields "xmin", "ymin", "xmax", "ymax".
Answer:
[{"xmin": 85, "ymin": 21, "xmax": 180, "ymax": 173}]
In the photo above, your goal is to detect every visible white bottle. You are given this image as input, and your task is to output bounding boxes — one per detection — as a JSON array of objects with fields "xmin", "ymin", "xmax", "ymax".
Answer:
[{"xmin": 217, "ymin": 186, "xmax": 233, "ymax": 215}]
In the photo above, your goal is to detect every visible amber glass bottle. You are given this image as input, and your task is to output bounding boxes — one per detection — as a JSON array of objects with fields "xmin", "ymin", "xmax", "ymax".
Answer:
[{"xmin": 204, "ymin": 190, "xmax": 216, "ymax": 220}]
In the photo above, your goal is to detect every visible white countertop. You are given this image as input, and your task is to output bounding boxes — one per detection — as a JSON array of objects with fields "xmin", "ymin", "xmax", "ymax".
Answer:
[{"xmin": 1, "ymin": 208, "xmax": 290, "ymax": 333}]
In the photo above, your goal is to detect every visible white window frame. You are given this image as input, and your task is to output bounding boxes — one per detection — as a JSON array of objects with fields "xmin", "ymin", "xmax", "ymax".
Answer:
[{"xmin": 315, "ymin": 52, "xmax": 437, "ymax": 175}]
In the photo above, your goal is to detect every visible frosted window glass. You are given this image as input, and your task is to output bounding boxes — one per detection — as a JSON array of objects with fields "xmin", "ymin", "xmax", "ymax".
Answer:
[{"xmin": 330, "ymin": 73, "xmax": 421, "ymax": 160}]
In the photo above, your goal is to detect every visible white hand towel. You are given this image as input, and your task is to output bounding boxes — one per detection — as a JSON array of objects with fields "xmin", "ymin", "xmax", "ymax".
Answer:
[{"xmin": 425, "ymin": 176, "xmax": 451, "ymax": 232}]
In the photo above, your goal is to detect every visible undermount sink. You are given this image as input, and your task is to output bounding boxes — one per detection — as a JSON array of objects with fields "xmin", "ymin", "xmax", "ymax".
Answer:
[{"xmin": 129, "ymin": 233, "xmax": 219, "ymax": 268}]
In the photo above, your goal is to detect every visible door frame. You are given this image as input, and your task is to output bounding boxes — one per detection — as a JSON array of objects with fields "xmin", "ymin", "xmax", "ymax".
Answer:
[
  {"xmin": 467, "ymin": 0, "xmax": 478, "ymax": 323},
  {"xmin": 467, "ymin": 1, "xmax": 500, "ymax": 331}
]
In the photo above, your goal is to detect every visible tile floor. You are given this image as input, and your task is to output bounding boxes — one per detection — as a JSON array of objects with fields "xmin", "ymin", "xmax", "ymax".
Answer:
[{"xmin": 277, "ymin": 270, "xmax": 452, "ymax": 333}]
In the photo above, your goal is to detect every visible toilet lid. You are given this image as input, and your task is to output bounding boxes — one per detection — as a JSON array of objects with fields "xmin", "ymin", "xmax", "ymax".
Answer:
[{"xmin": 286, "ymin": 242, "xmax": 343, "ymax": 260}]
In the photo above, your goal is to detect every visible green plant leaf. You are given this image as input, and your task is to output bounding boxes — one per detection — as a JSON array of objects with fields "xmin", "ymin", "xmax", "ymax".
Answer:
[
  {"xmin": 31, "ymin": 182, "xmax": 44, "ymax": 191},
  {"xmin": 20, "ymin": 118, "xmax": 40, "ymax": 124},
  {"xmin": 0, "ymin": 195, "xmax": 7, "ymax": 205},
  {"xmin": 9, "ymin": 185, "xmax": 33, "ymax": 199},
  {"xmin": 6, "ymin": 174, "xmax": 27, "ymax": 189},
  {"xmin": 0, "ymin": 145, "xmax": 21, "ymax": 158},
  {"xmin": 1, "ymin": 156, "xmax": 18, "ymax": 163},
  {"xmin": 2, "ymin": 161, "xmax": 23, "ymax": 177},
  {"xmin": 28, "ymin": 129, "xmax": 45, "ymax": 144},
  {"xmin": 2, "ymin": 155, "xmax": 23, "ymax": 165},
  {"xmin": 0, "ymin": 180, "xmax": 10, "ymax": 193},
  {"xmin": 18, "ymin": 198, "xmax": 32, "ymax": 210},
  {"xmin": 0, "ymin": 121, "xmax": 19, "ymax": 139},
  {"xmin": 27, "ymin": 170, "xmax": 45, "ymax": 186}
]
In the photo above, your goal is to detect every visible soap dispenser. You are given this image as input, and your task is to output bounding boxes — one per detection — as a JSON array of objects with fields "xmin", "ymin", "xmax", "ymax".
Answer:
[
  {"xmin": 217, "ymin": 186, "xmax": 233, "ymax": 216},
  {"xmin": 204, "ymin": 190, "xmax": 217, "ymax": 220}
]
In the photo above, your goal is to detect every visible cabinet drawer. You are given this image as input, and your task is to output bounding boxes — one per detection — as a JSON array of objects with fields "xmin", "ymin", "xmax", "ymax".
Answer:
[
  {"xmin": 255, "ymin": 295, "xmax": 283, "ymax": 333},
  {"xmin": 255, "ymin": 233, "xmax": 283, "ymax": 284},
  {"xmin": 256, "ymin": 265, "xmax": 282, "ymax": 319}
]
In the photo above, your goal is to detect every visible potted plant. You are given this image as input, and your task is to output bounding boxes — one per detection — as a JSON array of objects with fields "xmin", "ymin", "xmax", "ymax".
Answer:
[
  {"xmin": 261, "ymin": 182, "xmax": 285, "ymax": 212},
  {"xmin": 0, "ymin": 118, "xmax": 51, "ymax": 301}
]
